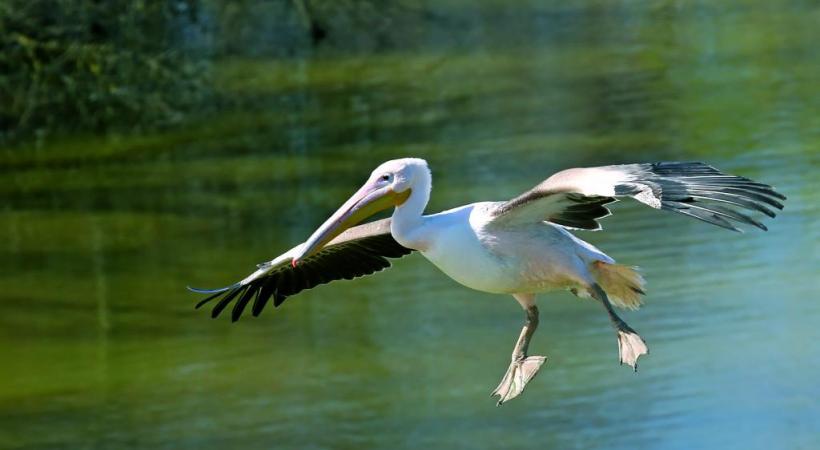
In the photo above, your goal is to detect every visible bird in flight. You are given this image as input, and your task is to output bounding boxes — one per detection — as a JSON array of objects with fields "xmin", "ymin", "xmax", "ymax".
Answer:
[{"xmin": 191, "ymin": 158, "xmax": 784, "ymax": 405}]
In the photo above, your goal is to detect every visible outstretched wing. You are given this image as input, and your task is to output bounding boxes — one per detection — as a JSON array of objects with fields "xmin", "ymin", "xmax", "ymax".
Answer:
[
  {"xmin": 189, "ymin": 218, "xmax": 413, "ymax": 321},
  {"xmin": 489, "ymin": 162, "xmax": 785, "ymax": 231}
]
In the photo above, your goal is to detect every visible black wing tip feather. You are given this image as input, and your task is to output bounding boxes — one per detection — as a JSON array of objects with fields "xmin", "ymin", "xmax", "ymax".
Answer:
[
  {"xmin": 644, "ymin": 162, "xmax": 786, "ymax": 232},
  {"xmin": 210, "ymin": 285, "xmax": 246, "ymax": 319},
  {"xmin": 548, "ymin": 194, "xmax": 615, "ymax": 231},
  {"xmin": 189, "ymin": 233, "xmax": 414, "ymax": 321},
  {"xmin": 231, "ymin": 286, "xmax": 258, "ymax": 322},
  {"xmin": 198, "ymin": 263, "xmax": 392, "ymax": 321}
]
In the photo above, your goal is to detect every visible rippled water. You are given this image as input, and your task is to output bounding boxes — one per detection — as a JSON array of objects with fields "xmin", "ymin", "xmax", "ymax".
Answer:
[{"xmin": 2, "ymin": 2, "xmax": 819, "ymax": 449}]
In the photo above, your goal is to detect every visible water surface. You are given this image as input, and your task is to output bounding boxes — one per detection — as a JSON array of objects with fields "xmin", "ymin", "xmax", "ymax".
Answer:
[{"xmin": 1, "ymin": 2, "xmax": 819, "ymax": 449}]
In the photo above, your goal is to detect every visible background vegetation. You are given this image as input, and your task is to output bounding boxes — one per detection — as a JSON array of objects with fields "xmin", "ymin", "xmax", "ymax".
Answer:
[
  {"xmin": 0, "ymin": 0, "xmax": 212, "ymax": 142},
  {"xmin": 0, "ymin": 0, "xmax": 434, "ymax": 144}
]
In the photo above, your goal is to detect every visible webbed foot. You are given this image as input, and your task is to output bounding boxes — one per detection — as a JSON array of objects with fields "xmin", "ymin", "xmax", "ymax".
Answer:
[
  {"xmin": 491, "ymin": 356, "xmax": 547, "ymax": 406},
  {"xmin": 617, "ymin": 329, "xmax": 648, "ymax": 370}
]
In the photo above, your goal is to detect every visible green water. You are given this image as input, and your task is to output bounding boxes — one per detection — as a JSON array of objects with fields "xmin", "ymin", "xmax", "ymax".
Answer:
[{"xmin": 2, "ymin": 2, "xmax": 819, "ymax": 449}]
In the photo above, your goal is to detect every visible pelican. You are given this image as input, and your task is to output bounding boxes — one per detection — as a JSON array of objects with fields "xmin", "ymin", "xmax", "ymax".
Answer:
[{"xmin": 191, "ymin": 158, "xmax": 784, "ymax": 405}]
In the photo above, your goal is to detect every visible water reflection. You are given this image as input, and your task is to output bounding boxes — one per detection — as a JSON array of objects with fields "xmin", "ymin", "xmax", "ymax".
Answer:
[{"xmin": 1, "ymin": 1, "xmax": 819, "ymax": 449}]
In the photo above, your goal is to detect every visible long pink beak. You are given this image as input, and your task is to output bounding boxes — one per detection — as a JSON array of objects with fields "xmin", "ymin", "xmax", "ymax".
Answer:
[{"xmin": 291, "ymin": 181, "xmax": 407, "ymax": 265}]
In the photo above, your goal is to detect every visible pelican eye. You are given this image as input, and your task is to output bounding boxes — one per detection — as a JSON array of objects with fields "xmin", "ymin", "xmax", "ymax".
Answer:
[{"xmin": 379, "ymin": 173, "xmax": 393, "ymax": 182}]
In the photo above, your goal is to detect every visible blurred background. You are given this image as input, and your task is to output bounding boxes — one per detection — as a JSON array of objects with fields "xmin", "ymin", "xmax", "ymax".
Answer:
[{"xmin": 1, "ymin": 1, "xmax": 818, "ymax": 449}]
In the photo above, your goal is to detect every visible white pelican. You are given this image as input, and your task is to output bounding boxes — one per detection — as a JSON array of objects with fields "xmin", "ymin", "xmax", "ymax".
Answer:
[{"xmin": 191, "ymin": 158, "xmax": 784, "ymax": 405}]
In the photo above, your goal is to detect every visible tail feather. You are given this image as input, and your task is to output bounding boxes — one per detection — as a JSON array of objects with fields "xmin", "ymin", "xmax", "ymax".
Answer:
[{"xmin": 591, "ymin": 261, "xmax": 646, "ymax": 310}]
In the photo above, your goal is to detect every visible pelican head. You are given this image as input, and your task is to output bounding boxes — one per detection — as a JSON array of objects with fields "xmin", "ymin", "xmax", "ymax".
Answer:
[{"xmin": 291, "ymin": 158, "xmax": 428, "ymax": 266}]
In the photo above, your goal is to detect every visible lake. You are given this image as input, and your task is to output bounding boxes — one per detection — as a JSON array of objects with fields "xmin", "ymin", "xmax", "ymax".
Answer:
[{"xmin": 1, "ymin": 1, "xmax": 818, "ymax": 449}]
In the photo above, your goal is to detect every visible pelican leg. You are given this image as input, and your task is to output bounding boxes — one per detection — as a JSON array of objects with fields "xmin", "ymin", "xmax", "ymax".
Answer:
[
  {"xmin": 590, "ymin": 284, "xmax": 648, "ymax": 370},
  {"xmin": 492, "ymin": 294, "xmax": 547, "ymax": 406}
]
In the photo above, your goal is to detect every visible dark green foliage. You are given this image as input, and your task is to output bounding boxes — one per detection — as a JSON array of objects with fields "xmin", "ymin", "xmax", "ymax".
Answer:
[
  {"xmin": 0, "ymin": 0, "xmax": 212, "ymax": 143},
  {"xmin": 0, "ymin": 0, "xmax": 442, "ymax": 144}
]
